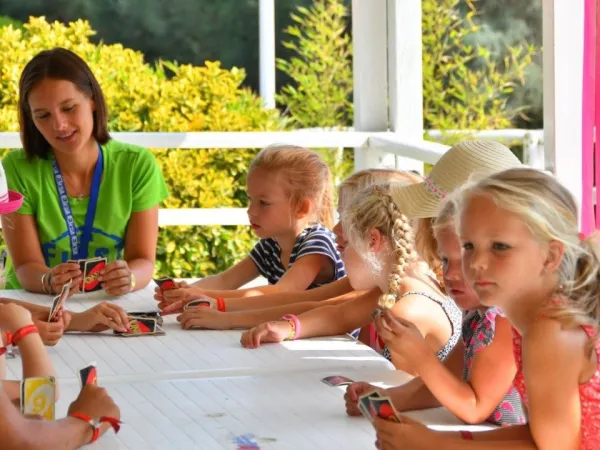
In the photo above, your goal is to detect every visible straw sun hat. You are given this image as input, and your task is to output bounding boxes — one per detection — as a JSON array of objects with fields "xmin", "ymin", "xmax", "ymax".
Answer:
[
  {"xmin": 0, "ymin": 161, "xmax": 23, "ymax": 215},
  {"xmin": 390, "ymin": 140, "xmax": 522, "ymax": 218}
]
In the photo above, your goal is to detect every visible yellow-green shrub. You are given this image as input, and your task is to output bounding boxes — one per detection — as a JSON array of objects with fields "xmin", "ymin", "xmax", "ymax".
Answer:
[{"xmin": 0, "ymin": 17, "xmax": 285, "ymax": 277}]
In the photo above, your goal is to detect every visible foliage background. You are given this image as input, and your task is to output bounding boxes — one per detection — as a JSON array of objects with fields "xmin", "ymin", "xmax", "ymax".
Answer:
[{"xmin": 0, "ymin": 0, "xmax": 535, "ymax": 277}]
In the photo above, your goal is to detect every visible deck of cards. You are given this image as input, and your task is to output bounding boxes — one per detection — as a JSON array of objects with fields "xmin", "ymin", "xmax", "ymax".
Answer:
[
  {"xmin": 68, "ymin": 257, "xmax": 107, "ymax": 293},
  {"xmin": 114, "ymin": 316, "xmax": 165, "ymax": 337},
  {"xmin": 79, "ymin": 362, "xmax": 98, "ymax": 387},
  {"xmin": 154, "ymin": 277, "xmax": 176, "ymax": 291},
  {"xmin": 358, "ymin": 391, "xmax": 401, "ymax": 424},
  {"xmin": 20, "ymin": 376, "xmax": 56, "ymax": 420},
  {"xmin": 48, "ymin": 281, "xmax": 71, "ymax": 322}
]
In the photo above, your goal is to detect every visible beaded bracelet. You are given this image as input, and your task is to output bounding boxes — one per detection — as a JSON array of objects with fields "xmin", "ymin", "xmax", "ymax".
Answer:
[{"xmin": 281, "ymin": 314, "xmax": 301, "ymax": 340}]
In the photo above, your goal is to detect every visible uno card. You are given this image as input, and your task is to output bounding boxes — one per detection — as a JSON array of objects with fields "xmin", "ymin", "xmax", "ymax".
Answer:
[
  {"xmin": 115, "ymin": 316, "xmax": 165, "ymax": 337},
  {"xmin": 320, "ymin": 375, "xmax": 354, "ymax": 387},
  {"xmin": 368, "ymin": 395, "xmax": 401, "ymax": 423},
  {"xmin": 358, "ymin": 392, "xmax": 375, "ymax": 421},
  {"xmin": 127, "ymin": 310, "xmax": 163, "ymax": 326},
  {"xmin": 154, "ymin": 277, "xmax": 176, "ymax": 291},
  {"xmin": 48, "ymin": 281, "xmax": 71, "ymax": 322},
  {"xmin": 20, "ymin": 376, "xmax": 56, "ymax": 421},
  {"xmin": 82, "ymin": 257, "xmax": 106, "ymax": 293},
  {"xmin": 184, "ymin": 299, "xmax": 214, "ymax": 310},
  {"xmin": 79, "ymin": 362, "xmax": 98, "ymax": 388}
]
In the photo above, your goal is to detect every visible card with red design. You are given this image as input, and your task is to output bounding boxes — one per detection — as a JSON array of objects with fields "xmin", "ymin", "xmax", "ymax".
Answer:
[
  {"xmin": 321, "ymin": 375, "xmax": 354, "ymax": 387},
  {"xmin": 184, "ymin": 299, "xmax": 214, "ymax": 310},
  {"xmin": 114, "ymin": 316, "xmax": 165, "ymax": 337},
  {"xmin": 79, "ymin": 362, "xmax": 97, "ymax": 388},
  {"xmin": 48, "ymin": 281, "xmax": 71, "ymax": 322},
  {"xmin": 154, "ymin": 277, "xmax": 176, "ymax": 291},
  {"xmin": 83, "ymin": 257, "xmax": 106, "ymax": 292}
]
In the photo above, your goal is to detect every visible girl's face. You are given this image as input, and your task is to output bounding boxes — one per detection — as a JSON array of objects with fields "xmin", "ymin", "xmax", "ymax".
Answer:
[
  {"xmin": 28, "ymin": 78, "xmax": 96, "ymax": 155},
  {"xmin": 342, "ymin": 229, "xmax": 389, "ymax": 292},
  {"xmin": 459, "ymin": 194, "xmax": 549, "ymax": 309},
  {"xmin": 246, "ymin": 168, "xmax": 298, "ymax": 238},
  {"xmin": 435, "ymin": 225, "xmax": 479, "ymax": 310}
]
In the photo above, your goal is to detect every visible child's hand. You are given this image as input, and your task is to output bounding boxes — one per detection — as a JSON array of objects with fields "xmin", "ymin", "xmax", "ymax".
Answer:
[
  {"xmin": 374, "ymin": 310, "xmax": 429, "ymax": 367},
  {"xmin": 374, "ymin": 415, "xmax": 438, "ymax": 449},
  {"xmin": 67, "ymin": 384, "xmax": 121, "ymax": 440},
  {"xmin": 68, "ymin": 303, "xmax": 130, "ymax": 333},
  {"xmin": 177, "ymin": 307, "xmax": 231, "ymax": 330},
  {"xmin": 0, "ymin": 303, "xmax": 34, "ymax": 333},
  {"xmin": 31, "ymin": 310, "xmax": 68, "ymax": 346},
  {"xmin": 240, "ymin": 320, "xmax": 292, "ymax": 348},
  {"xmin": 153, "ymin": 281, "xmax": 189, "ymax": 305},
  {"xmin": 160, "ymin": 293, "xmax": 215, "ymax": 315},
  {"xmin": 344, "ymin": 382, "xmax": 386, "ymax": 416}
]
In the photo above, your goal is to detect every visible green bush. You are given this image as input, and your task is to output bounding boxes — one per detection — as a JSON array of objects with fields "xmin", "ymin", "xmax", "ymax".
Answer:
[{"xmin": 0, "ymin": 17, "xmax": 284, "ymax": 278}]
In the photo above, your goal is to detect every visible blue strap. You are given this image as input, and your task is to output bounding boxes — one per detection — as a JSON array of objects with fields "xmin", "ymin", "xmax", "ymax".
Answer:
[{"xmin": 52, "ymin": 145, "xmax": 103, "ymax": 260}]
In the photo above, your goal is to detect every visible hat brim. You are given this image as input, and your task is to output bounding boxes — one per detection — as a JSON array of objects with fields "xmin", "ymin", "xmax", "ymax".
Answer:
[
  {"xmin": 0, "ymin": 190, "xmax": 24, "ymax": 215},
  {"xmin": 390, "ymin": 182, "xmax": 443, "ymax": 219}
]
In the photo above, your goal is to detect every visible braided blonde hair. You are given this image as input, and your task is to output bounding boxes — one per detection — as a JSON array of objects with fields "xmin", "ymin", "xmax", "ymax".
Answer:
[{"xmin": 342, "ymin": 183, "xmax": 419, "ymax": 309}]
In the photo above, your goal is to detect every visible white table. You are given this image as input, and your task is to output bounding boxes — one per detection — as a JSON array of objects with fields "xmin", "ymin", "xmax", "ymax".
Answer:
[{"xmin": 2, "ymin": 285, "xmax": 492, "ymax": 449}]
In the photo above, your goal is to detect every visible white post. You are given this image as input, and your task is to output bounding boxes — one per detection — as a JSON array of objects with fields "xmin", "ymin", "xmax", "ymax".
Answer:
[
  {"xmin": 387, "ymin": 0, "xmax": 425, "ymax": 174},
  {"xmin": 542, "ymin": 0, "xmax": 585, "ymax": 215},
  {"xmin": 352, "ymin": 0, "xmax": 395, "ymax": 171},
  {"xmin": 259, "ymin": 0, "xmax": 276, "ymax": 109}
]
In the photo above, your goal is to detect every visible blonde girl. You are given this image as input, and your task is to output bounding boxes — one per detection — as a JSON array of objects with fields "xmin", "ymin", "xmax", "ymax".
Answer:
[
  {"xmin": 155, "ymin": 145, "xmax": 344, "ymax": 304},
  {"xmin": 242, "ymin": 181, "xmax": 462, "ymax": 374},
  {"xmin": 164, "ymin": 169, "xmax": 421, "ymax": 330},
  {"xmin": 375, "ymin": 168, "xmax": 600, "ymax": 449},
  {"xmin": 346, "ymin": 199, "xmax": 525, "ymax": 427}
]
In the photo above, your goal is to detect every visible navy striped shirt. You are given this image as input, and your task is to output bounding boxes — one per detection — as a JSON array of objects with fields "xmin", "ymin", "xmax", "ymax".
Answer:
[{"xmin": 249, "ymin": 224, "xmax": 346, "ymax": 289}]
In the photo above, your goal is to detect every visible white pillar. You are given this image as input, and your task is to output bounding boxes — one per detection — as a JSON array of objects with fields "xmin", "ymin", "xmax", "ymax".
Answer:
[
  {"xmin": 387, "ymin": 0, "xmax": 425, "ymax": 174},
  {"xmin": 259, "ymin": 0, "xmax": 276, "ymax": 109},
  {"xmin": 542, "ymin": 0, "xmax": 585, "ymax": 215},
  {"xmin": 352, "ymin": 0, "xmax": 395, "ymax": 170}
]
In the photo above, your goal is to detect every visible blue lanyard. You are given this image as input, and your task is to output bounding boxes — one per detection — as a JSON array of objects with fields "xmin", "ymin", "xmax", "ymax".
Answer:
[{"xmin": 52, "ymin": 145, "xmax": 103, "ymax": 260}]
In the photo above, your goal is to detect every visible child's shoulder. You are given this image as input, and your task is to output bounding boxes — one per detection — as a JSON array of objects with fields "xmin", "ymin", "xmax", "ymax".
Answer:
[{"xmin": 524, "ymin": 318, "xmax": 589, "ymax": 362}]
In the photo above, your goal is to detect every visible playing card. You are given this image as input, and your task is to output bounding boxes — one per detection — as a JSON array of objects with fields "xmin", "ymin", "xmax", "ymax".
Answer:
[
  {"xmin": 79, "ymin": 362, "xmax": 98, "ymax": 388},
  {"xmin": 82, "ymin": 257, "xmax": 107, "ymax": 293},
  {"xmin": 184, "ymin": 299, "xmax": 214, "ymax": 310},
  {"xmin": 154, "ymin": 277, "xmax": 176, "ymax": 291},
  {"xmin": 20, "ymin": 376, "xmax": 56, "ymax": 421},
  {"xmin": 114, "ymin": 316, "xmax": 165, "ymax": 337},
  {"xmin": 48, "ymin": 281, "xmax": 71, "ymax": 322},
  {"xmin": 368, "ymin": 395, "xmax": 401, "ymax": 423},
  {"xmin": 357, "ymin": 391, "xmax": 383, "ymax": 422},
  {"xmin": 320, "ymin": 375, "xmax": 354, "ymax": 387},
  {"xmin": 126, "ymin": 310, "xmax": 163, "ymax": 326}
]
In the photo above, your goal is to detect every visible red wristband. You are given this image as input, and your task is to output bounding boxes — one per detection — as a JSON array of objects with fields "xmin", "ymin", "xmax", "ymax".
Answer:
[
  {"xmin": 216, "ymin": 297, "xmax": 226, "ymax": 312},
  {"xmin": 69, "ymin": 412, "xmax": 122, "ymax": 444},
  {"xmin": 460, "ymin": 430, "xmax": 474, "ymax": 440},
  {"xmin": 11, "ymin": 324, "xmax": 39, "ymax": 346}
]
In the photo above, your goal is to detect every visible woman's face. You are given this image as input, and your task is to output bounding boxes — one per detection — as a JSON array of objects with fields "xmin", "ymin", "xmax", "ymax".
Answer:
[{"xmin": 28, "ymin": 78, "xmax": 96, "ymax": 155}]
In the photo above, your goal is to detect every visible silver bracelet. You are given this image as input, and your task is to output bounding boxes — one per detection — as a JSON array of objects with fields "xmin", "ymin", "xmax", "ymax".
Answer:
[{"xmin": 41, "ymin": 271, "xmax": 50, "ymax": 294}]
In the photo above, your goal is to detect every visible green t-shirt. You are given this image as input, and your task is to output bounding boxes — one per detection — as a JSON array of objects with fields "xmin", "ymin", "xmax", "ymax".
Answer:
[{"xmin": 2, "ymin": 139, "xmax": 169, "ymax": 289}]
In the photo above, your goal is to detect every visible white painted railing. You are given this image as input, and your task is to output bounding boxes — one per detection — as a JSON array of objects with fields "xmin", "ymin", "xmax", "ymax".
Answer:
[{"xmin": 0, "ymin": 129, "xmax": 542, "ymax": 227}]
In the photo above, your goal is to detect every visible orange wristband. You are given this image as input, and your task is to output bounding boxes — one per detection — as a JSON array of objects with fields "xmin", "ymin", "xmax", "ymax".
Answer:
[
  {"xmin": 216, "ymin": 297, "xmax": 226, "ymax": 312},
  {"xmin": 69, "ymin": 412, "xmax": 122, "ymax": 444},
  {"xmin": 11, "ymin": 324, "xmax": 39, "ymax": 346}
]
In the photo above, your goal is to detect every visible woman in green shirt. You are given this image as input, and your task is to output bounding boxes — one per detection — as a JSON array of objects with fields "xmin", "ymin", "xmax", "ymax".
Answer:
[{"xmin": 2, "ymin": 47, "xmax": 169, "ymax": 296}]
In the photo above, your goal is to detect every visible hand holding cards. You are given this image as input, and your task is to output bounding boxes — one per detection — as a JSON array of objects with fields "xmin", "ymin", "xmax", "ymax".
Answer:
[
  {"xmin": 68, "ymin": 257, "xmax": 107, "ymax": 293},
  {"xmin": 114, "ymin": 315, "xmax": 165, "ymax": 337},
  {"xmin": 154, "ymin": 277, "xmax": 176, "ymax": 291},
  {"xmin": 358, "ymin": 391, "xmax": 401, "ymax": 424},
  {"xmin": 48, "ymin": 281, "xmax": 71, "ymax": 322}
]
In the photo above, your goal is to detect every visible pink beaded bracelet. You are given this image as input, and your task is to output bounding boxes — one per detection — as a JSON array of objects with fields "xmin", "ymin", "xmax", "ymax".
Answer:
[{"xmin": 281, "ymin": 314, "xmax": 301, "ymax": 340}]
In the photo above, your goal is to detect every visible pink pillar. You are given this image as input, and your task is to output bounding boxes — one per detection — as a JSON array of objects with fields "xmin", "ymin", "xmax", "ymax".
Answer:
[{"xmin": 582, "ymin": 0, "xmax": 596, "ymax": 234}]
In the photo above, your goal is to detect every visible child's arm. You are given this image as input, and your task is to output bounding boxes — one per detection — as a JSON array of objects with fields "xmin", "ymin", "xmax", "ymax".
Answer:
[
  {"xmin": 416, "ymin": 315, "xmax": 517, "ymax": 423},
  {"xmin": 241, "ymin": 288, "xmax": 381, "ymax": 347},
  {"xmin": 190, "ymin": 256, "xmax": 259, "ymax": 290},
  {"xmin": 189, "ymin": 254, "xmax": 334, "ymax": 299},
  {"xmin": 389, "ymin": 340, "xmax": 466, "ymax": 411},
  {"xmin": 0, "ymin": 304, "xmax": 57, "ymax": 401},
  {"xmin": 0, "ymin": 298, "xmax": 67, "ymax": 346}
]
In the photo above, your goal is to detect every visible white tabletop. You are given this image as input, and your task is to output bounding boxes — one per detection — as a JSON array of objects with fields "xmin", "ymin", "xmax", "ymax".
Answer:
[{"xmin": 2, "ymin": 285, "xmax": 492, "ymax": 449}]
